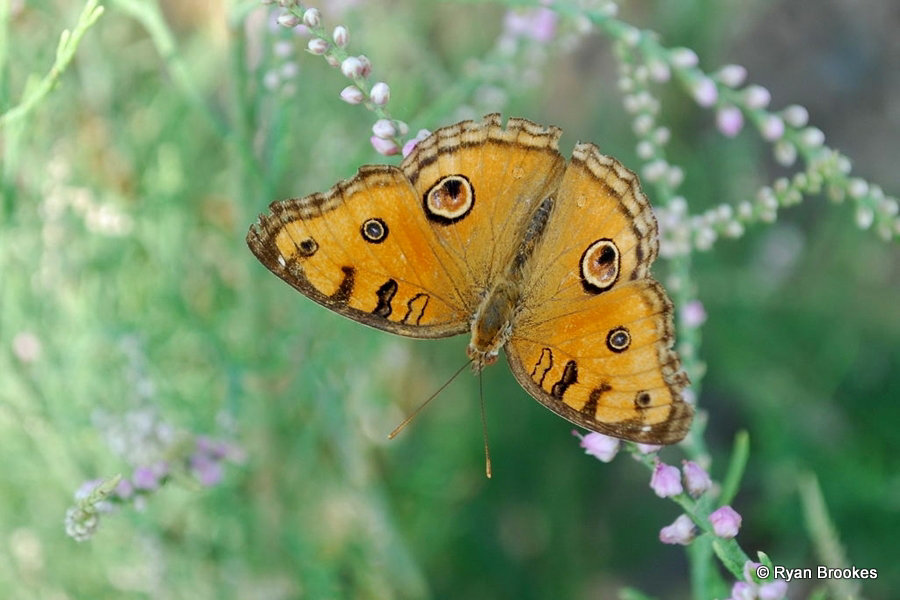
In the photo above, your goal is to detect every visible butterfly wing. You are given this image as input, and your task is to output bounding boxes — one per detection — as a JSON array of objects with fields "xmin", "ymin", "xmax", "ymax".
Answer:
[
  {"xmin": 506, "ymin": 143, "xmax": 692, "ymax": 443},
  {"xmin": 247, "ymin": 114, "xmax": 566, "ymax": 339}
]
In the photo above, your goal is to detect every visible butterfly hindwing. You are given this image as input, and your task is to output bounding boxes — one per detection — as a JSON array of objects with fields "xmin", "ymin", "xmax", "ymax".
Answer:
[{"xmin": 506, "ymin": 143, "xmax": 692, "ymax": 444}]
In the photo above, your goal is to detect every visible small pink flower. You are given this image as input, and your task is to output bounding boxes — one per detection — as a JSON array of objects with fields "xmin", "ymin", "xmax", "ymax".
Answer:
[
  {"xmin": 716, "ymin": 105, "xmax": 744, "ymax": 137},
  {"xmin": 682, "ymin": 460, "xmax": 712, "ymax": 496},
  {"xmin": 332, "ymin": 25, "xmax": 349, "ymax": 47},
  {"xmin": 369, "ymin": 82, "xmax": 390, "ymax": 105},
  {"xmin": 340, "ymin": 56, "xmax": 364, "ymax": 78},
  {"xmin": 782, "ymin": 104, "xmax": 809, "ymax": 127},
  {"xmin": 12, "ymin": 331, "xmax": 42, "ymax": 363},
  {"xmin": 758, "ymin": 580, "xmax": 788, "ymax": 600},
  {"xmin": 744, "ymin": 84, "xmax": 772, "ymax": 109},
  {"xmin": 306, "ymin": 38, "xmax": 328, "ymax": 55},
  {"xmin": 370, "ymin": 136, "xmax": 399, "ymax": 156},
  {"xmin": 709, "ymin": 505, "xmax": 742, "ymax": 538},
  {"xmin": 302, "ymin": 8, "xmax": 320, "ymax": 28},
  {"xmin": 115, "ymin": 478, "xmax": 134, "ymax": 500},
  {"xmin": 340, "ymin": 85, "xmax": 364, "ymax": 104},
  {"xmin": 680, "ymin": 300, "xmax": 707, "ymax": 328},
  {"xmin": 716, "ymin": 64, "xmax": 747, "ymax": 87},
  {"xmin": 650, "ymin": 460, "xmax": 684, "ymax": 497},
  {"xmin": 636, "ymin": 443, "xmax": 662, "ymax": 454},
  {"xmin": 503, "ymin": 8, "xmax": 557, "ymax": 43},
  {"xmin": 669, "ymin": 47, "xmax": 699, "ymax": 68},
  {"xmin": 372, "ymin": 119, "xmax": 396, "ymax": 139},
  {"xmin": 760, "ymin": 114, "xmax": 785, "ymax": 141},
  {"xmin": 356, "ymin": 54, "xmax": 372, "ymax": 77},
  {"xmin": 132, "ymin": 466, "xmax": 160, "ymax": 491},
  {"xmin": 276, "ymin": 13, "xmax": 300, "ymax": 28},
  {"xmin": 190, "ymin": 453, "xmax": 224, "ymax": 487},
  {"xmin": 659, "ymin": 514, "xmax": 695, "ymax": 545},
  {"xmin": 730, "ymin": 581, "xmax": 756, "ymax": 600},
  {"xmin": 692, "ymin": 77, "xmax": 718, "ymax": 107},
  {"xmin": 573, "ymin": 431, "xmax": 619, "ymax": 462},
  {"xmin": 401, "ymin": 129, "xmax": 431, "ymax": 158}
]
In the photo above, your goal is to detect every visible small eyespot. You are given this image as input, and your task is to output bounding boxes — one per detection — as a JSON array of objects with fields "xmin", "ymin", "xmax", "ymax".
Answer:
[
  {"xmin": 424, "ymin": 174, "xmax": 474, "ymax": 223},
  {"xmin": 360, "ymin": 217, "xmax": 388, "ymax": 243},
  {"xmin": 580, "ymin": 238, "xmax": 620, "ymax": 293},
  {"xmin": 297, "ymin": 237, "xmax": 318, "ymax": 257},
  {"xmin": 606, "ymin": 326, "xmax": 631, "ymax": 353},
  {"xmin": 635, "ymin": 391, "xmax": 652, "ymax": 408}
]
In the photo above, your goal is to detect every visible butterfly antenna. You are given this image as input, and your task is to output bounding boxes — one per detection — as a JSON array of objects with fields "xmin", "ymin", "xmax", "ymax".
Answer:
[
  {"xmin": 388, "ymin": 358, "xmax": 473, "ymax": 440},
  {"xmin": 479, "ymin": 370, "xmax": 493, "ymax": 479}
]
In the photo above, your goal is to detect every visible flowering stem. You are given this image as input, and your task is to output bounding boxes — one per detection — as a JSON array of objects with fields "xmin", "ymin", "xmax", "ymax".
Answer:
[
  {"xmin": 283, "ymin": 3, "xmax": 406, "ymax": 151},
  {"xmin": 0, "ymin": 0, "xmax": 105, "ymax": 130}
]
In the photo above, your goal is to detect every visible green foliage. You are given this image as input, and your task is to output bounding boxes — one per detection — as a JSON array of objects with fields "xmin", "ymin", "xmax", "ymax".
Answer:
[{"xmin": 0, "ymin": 1, "xmax": 896, "ymax": 599}]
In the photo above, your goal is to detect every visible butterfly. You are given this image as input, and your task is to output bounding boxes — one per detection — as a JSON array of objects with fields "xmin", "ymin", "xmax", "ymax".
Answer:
[{"xmin": 247, "ymin": 114, "xmax": 692, "ymax": 444}]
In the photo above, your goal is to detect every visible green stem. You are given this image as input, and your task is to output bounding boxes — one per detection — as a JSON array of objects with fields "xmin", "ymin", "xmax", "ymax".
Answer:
[{"xmin": 0, "ymin": 0, "xmax": 105, "ymax": 130}]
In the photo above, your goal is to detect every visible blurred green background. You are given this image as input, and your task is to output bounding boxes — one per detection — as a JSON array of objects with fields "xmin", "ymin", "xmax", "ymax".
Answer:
[{"xmin": 1, "ymin": 0, "xmax": 897, "ymax": 598}]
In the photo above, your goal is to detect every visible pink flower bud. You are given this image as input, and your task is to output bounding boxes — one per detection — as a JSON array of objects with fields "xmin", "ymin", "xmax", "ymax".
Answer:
[
  {"xmin": 340, "ymin": 85, "xmax": 365, "ymax": 104},
  {"xmin": 744, "ymin": 84, "xmax": 772, "ymax": 109},
  {"xmin": 650, "ymin": 460, "xmax": 684, "ymax": 497},
  {"xmin": 761, "ymin": 114, "xmax": 785, "ymax": 141},
  {"xmin": 341, "ymin": 56, "xmax": 363, "ymax": 78},
  {"xmin": 758, "ymin": 580, "xmax": 789, "ymax": 600},
  {"xmin": 369, "ymin": 82, "xmax": 390, "ymax": 105},
  {"xmin": 730, "ymin": 581, "xmax": 756, "ymax": 600},
  {"xmin": 716, "ymin": 64, "xmax": 747, "ymax": 87},
  {"xmin": 372, "ymin": 119, "xmax": 397, "ymax": 139},
  {"xmin": 692, "ymin": 77, "xmax": 718, "ymax": 107},
  {"xmin": 574, "ymin": 431, "xmax": 619, "ymax": 462},
  {"xmin": 302, "ymin": 8, "xmax": 320, "ymax": 28},
  {"xmin": 681, "ymin": 460, "xmax": 712, "ymax": 496},
  {"xmin": 659, "ymin": 514, "xmax": 695, "ymax": 545},
  {"xmin": 636, "ymin": 443, "xmax": 662, "ymax": 454},
  {"xmin": 716, "ymin": 105, "xmax": 744, "ymax": 137},
  {"xmin": 332, "ymin": 25, "xmax": 349, "ymax": 47},
  {"xmin": 276, "ymin": 13, "xmax": 300, "ymax": 28},
  {"xmin": 356, "ymin": 54, "xmax": 372, "ymax": 77},
  {"xmin": 670, "ymin": 47, "xmax": 699, "ymax": 68},
  {"xmin": 709, "ymin": 505, "xmax": 742, "ymax": 538},
  {"xmin": 401, "ymin": 129, "xmax": 431, "ymax": 158},
  {"xmin": 680, "ymin": 302, "xmax": 707, "ymax": 329},
  {"xmin": 307, "ymin": 38, "xmax": 328, "ymax": 55},
  {"xmin": 370, "ymin": 136, "xmax": 399, "ymax": 156},
  {"xmin": 782, "ymin": 104, "xmax": 809, "ymax": 128}
]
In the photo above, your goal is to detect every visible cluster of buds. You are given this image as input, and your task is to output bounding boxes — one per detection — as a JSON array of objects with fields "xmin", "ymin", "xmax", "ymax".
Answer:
[
  {"xmin": 65, "ymin": 433, "xmax": 244, "ymax": 542},
  {"xmin": 272, "ymin": 4, "xmax": 414, "ymax": 156}
]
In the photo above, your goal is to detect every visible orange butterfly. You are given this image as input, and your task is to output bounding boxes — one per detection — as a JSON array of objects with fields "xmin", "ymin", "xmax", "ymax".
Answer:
[{"xmin": 247, "ymin": 114, "xmax": 692, "ymax": 444}]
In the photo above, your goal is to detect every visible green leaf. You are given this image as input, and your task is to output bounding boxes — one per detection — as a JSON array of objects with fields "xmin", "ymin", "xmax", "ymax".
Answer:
[{"xmin": 718, "ymin": 430, "xmax": 749, "ymax": 505}]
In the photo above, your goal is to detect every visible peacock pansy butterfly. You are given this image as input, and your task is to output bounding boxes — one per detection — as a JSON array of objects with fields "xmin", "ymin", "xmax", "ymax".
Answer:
[{"xmin": 247, "ymin": 114, "xmax": 692, "ymax": 444}]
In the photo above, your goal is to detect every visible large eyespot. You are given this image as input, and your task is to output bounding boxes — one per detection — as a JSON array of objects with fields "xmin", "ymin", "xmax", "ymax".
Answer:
[
  {"xmin": 360, "ymin": 217, "xmax": 388, "ymax": 243},
  {"xmin": 423, "ymin": 174, "xmax": 474, "ymax": 224},
  {"xmin": 606, "ymin": 326, "xmax": 631, "ymax": 353},
  {"xmin": 580, "ymin": 238, "xmax": 619, "ymax": 293},
  {"xmin": 297, "ymin": 237, "xmax": 318, "ymax": 257}
]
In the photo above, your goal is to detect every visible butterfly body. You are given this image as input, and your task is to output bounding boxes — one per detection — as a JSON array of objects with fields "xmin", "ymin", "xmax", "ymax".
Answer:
[{"xmin": 248, "ymin": 114, "xmax": 692, "ymax": 444}]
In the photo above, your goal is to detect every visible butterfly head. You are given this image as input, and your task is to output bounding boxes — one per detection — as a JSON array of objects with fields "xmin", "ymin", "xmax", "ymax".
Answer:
[{"xmin": 466, "ymin": 342, "xmax": 500, "ymax": 372}]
